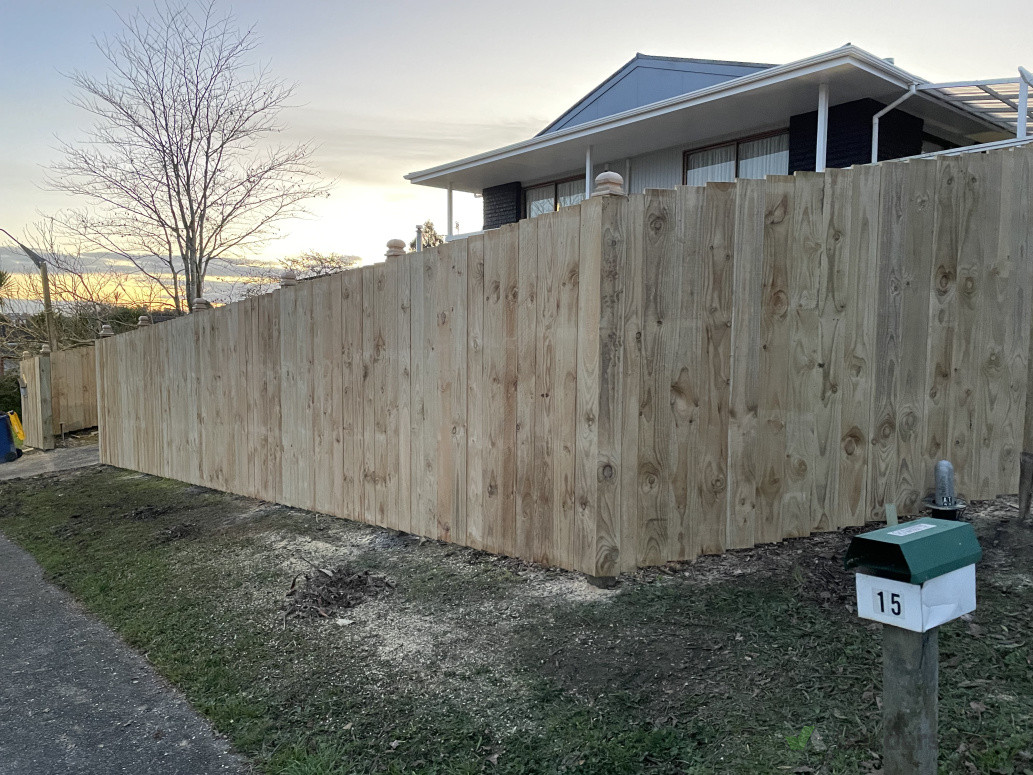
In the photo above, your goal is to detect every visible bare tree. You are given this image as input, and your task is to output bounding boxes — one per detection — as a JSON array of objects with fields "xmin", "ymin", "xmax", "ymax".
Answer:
[
  {"xmin": 47, "ymin": 1, "xmax": 328, "ymax": 313},
  {"xmin": 236, "ymin": 250, "xmax": 362, "ymax": 298},
  {"xmin": 0, "ymin": 218, "xmax": 172, "ymax": 364}
]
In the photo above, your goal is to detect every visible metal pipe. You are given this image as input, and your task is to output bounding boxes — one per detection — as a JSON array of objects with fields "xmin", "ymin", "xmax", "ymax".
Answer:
[
  {"xmin": 872, "ymin": 85, "xmax": 917, "ymax": 164},
  {"xmin": 815, "ymin": 83, "xmax": 829, "ymax": 172}
]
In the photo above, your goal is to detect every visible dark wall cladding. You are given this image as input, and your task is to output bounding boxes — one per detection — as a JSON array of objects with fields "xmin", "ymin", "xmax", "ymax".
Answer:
[
  {"xmin": 788, "ymin": 97, "xmax": 924, "ymax": 173},
  {"xmin": 482, "ymin": 182, "xmax": 522, "ymax": 230}
]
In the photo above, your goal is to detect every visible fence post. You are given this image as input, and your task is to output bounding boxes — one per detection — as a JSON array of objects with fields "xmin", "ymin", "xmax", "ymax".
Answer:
[
  {"xmin": 193, "ymin": 297, "xmax": 212, "ymax": 311},
  {"xmin": 577, "ymin": 172, "xmax": 628, "ymax": 584},
  {"xmin": 37, "ymin": 346, "xmax": 56, "ymax": 451},
  {"xmin": 137, "ymin": 315, "xmax": 152, "ymax": 327}
]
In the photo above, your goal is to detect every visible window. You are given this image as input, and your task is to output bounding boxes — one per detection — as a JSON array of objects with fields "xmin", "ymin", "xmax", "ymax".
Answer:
[
  {"xmin": 684, "ymin": 132, "xmax": 789, "ymax": 186},
  {"xmin": 523, "ymin": 177, "xmax": 586, "ymax": 218}
]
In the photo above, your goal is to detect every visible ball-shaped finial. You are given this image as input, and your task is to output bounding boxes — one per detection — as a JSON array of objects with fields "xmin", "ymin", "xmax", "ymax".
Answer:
[
  {"xmin": 592, "ymin": 171, "xmax": 625, "ymax": 197},
  {"xmin": 280, "ymin": 270, "xmax": 298, "ymax": 288},
  {"xmin": 137, "ymin": 315, "xmax": 152, "ymax": 327},
  {"xmin": 386, "ymin": 238, "xmax": 407, "ymax": 258},
  {"xmin": 193, "ymin": 298, "xmax": 212, "ymax": 311},
  {"xmin": 99, "ymin": 324, "xmax": 115, "ymax": 338},
  {"xmin": 40, "ymin": 344, "xmax": 51, "ymax": 354}
]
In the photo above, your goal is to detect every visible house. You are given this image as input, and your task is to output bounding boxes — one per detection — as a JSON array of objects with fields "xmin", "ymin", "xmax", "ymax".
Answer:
[{"xmin": 405, "ymin": 44, "xmax": 1032, "ymax": 235}]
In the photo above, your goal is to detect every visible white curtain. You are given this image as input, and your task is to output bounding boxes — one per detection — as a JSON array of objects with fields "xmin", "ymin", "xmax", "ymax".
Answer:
[
  {"xmin": 526, "ymin": 184, "xmax": 554, "ymax": 218},
  {"xmin": 737, "ymin": 134, "xmax": 789, "ymax": 179},
  {"xmin": 685, "ymin": 144, "xmax": 736, "ymax": 187},
  {"xmin": 557, "ymin": 179, "xmax": 585, "ymax": 208}
]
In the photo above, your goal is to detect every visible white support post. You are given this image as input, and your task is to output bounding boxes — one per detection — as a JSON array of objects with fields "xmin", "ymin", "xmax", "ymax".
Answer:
[
  {"xmin": 447, "ymin": 183, "xmax": 454, "ymax": 239},
  {"xmin": 585, "ymin": 145, "xmax": 593, "ymax": 198},
  {"xmin": 816, "ymin": 83, "xmax": 830, "ymax": 173},
  {"xmin": 1018, "ymin": 77, "xmax": 1029, "ymax": 140}
]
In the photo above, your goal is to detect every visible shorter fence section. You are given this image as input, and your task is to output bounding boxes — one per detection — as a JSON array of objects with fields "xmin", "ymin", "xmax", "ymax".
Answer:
[{"xmin": 20, "ymin": 345, "xmax": 99, "ymax": 450}]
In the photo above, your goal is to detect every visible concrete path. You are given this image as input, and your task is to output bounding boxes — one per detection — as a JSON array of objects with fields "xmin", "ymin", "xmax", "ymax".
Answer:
[
  {"xmin": 0, "ymin": 445, "xmax": 99, "ymax": 481},
  {"xmin": 0, "ymin": 534, "xmax": 249, "ymax": 775}
]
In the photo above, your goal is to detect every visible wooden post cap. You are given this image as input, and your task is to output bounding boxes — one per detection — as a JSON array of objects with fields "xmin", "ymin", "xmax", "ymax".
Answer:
[
  {"xmin": 280, "ymin": 270, "xmax": 298, "ymax": 287},
  {"xmin": 592, "ymin": 171, "xmax": 625, "ymax": 197},
  {"xmin": 193, "ymin": 298, "xmax": 212, "ymax": 311},
  {"xmin": 40, "ymin": 344, "xmax": 51, "ymax": 354},
  {"xmin": 386, "ymin": 239, "xmax": 407, "ymax": 258},
  {"xmin": 137, "ymin": 315, "xmax": 152, "ymax": 326},
  {"xmin": 21, "ymin": 351, "xmax": 31, "ymax": 359},
  {"xmin": 99, "ymin": 324, "xmax": 115, "ymax": 338}
]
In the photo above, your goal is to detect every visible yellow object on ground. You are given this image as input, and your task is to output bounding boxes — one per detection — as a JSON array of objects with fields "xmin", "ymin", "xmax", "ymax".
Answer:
[{"xmin": 8, "ymin": 412, "xmax": 25, "ymax": 447}]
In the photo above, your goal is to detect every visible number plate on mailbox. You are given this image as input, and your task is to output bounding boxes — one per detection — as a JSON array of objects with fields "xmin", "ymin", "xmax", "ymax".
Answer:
[
  {"xmin": 854, "ymin": 565, "xmax": 976, "ymax": 632},
  {"xmin": 856, "ymin": 574, "xmax": 924, "ymax": 630}
]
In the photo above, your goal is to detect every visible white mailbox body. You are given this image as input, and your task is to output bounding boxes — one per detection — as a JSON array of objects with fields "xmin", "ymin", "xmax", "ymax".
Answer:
[{"xmin": 855, "ymin": 564, "xmax": 976, "ymax": 633}]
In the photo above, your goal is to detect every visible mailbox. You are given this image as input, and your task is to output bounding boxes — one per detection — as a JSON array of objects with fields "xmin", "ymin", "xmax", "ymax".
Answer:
[{"xmin": 845, "ymin": 518, "xmax": 982, "ymax": 632}]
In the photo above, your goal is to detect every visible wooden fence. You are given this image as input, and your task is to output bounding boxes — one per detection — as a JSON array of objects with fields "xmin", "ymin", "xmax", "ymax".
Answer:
[
  {"xmin": 20, "ymin": 345, "xmax": 98, "ymax": 450},
  {"xmin": 97, "ymin": 145, "xmax": 1033, "ymax": 575}
]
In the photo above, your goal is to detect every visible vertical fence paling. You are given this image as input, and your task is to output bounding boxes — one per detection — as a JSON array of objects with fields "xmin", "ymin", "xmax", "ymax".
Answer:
[{"xmin": 97, "ymin": 146, "xmax": 1033, "ymax": 574}]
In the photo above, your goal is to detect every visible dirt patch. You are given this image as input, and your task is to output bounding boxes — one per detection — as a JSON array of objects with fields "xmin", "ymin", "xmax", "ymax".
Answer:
[
  {"xmin": 125, "ymin": 505, "xmax": 172, "ymax": 521},
  {"xmin": 282, "ymin": 564, "xmax": 394, "ymax": 622},
  {"xmin": 156, "ymin": 523, "xmax": 199, "ymax": 542}
]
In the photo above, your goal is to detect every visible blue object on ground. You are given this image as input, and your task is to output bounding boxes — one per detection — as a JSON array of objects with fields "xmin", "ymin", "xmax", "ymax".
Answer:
[{"xmin": 0, "ymin": 414, "xmax": 18, "ymax": 464}]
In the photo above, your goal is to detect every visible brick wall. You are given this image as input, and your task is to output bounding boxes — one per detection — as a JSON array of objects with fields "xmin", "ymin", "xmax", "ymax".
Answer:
[
  {"xmin": 789, "ymin": 98, "xmax": 924, "ymax": 173},
  {"xmin": 482, "ymin": 182, "xmax": 522, "ymax": 230}
]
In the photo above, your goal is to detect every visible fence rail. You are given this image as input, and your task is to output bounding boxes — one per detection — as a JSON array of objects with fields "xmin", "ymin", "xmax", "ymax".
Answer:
[{"xmin": 98, "ymin": 145, "xmax": 1033, "ymax": 574}]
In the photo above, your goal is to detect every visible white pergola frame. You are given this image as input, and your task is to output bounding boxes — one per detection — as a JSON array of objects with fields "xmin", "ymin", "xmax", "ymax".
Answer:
[{"xmin": 872, "ymin": 68, "xmax": 1033, "ymax": 162}]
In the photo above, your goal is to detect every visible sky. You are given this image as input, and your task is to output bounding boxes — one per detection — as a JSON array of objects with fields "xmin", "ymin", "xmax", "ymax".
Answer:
[{"xmin": 1, "ymin": 0, "xmax": 1031, "ymax": 293}]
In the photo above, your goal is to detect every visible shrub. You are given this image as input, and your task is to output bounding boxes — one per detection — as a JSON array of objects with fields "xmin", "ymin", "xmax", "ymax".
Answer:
[{"xmin": 0, "ymin": 372, "xmax": 21, "ymax": 415}]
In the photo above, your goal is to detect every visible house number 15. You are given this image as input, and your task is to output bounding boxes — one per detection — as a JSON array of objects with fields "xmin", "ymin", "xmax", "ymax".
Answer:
[{"xmin": 875, "ymin": 590, "xmax": 903, "ymax": 616}]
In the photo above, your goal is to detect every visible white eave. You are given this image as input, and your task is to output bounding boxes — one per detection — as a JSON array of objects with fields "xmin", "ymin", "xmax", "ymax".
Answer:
[{"xmin": 405, "ymin": 45, "xmax": 1007, "ymax": 193}]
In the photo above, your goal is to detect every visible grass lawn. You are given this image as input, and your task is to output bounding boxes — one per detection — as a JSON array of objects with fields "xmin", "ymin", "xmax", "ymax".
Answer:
[{"xmin": 1, "ymin": 465, "xmax": 1031, "ymax": 774}]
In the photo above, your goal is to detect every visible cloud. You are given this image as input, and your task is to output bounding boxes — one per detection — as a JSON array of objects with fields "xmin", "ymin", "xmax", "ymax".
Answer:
[{"xmin": 280, "ymin": 107, "xmax": 545, "ymax": 187}]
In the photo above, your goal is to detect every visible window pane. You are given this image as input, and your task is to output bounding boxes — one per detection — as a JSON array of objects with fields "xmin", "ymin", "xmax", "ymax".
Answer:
[
  {"xmin": 737, "ymin": 133, "xmax": 789, "ymax": 179},
  {"xmin": 557, "ymin": 179, "xmax": 586, "ymax": 209},
  {"xmin": 685, "ymin": 144, "xmax": 735, "ymax": 186},
  {"xmin": 526, "ymin": 185, "xmax": 555, "ymax": 218}
]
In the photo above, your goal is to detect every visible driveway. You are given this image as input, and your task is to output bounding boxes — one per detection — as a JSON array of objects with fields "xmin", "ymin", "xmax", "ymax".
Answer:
[
  {"xmin": 0, "ymin": 448, "xmax": 249, "ymax": 774},
  {"xmin": 0, "ymin": 445, "xmax": 100, "ymax": 481}
]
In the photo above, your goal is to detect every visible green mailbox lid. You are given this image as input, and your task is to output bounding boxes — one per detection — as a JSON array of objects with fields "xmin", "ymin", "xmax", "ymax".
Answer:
[{"xmin": 844, "ymin": 517, "xmax": 982, "ymax": 584}]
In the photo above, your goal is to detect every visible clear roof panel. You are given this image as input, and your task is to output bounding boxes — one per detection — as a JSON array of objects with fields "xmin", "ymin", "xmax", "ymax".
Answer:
[{"xmin": 921, "ymin": 78, "xmax": 1032, "ymax": 135}]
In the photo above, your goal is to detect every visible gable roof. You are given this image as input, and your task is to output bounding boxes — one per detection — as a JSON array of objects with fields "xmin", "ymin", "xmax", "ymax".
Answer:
[{"xmin": 538, "ymin": 54, "xmax": 775, "ymax": 135}]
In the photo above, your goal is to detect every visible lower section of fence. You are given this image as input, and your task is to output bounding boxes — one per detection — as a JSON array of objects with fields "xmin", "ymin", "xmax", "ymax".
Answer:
[{"xmin": 98, "ymin": 147, "xmax": 1033, "ymax": 575}]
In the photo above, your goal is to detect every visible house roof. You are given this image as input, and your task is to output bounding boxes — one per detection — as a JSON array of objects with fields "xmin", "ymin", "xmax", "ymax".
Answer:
[
  {"xmin": 537, "ymin": 54, "xmax": 774, "ymax": 135},
  {"xmin": 406, "ymin": 45, "xmax": 1013, "ymax": 194}
]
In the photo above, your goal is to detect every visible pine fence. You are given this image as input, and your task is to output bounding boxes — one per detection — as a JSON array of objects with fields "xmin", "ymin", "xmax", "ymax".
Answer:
[
  {"xmin": 97, "ymin": 146, "xmax": 1033, "ymax": 575},
  {"xmin": 21, "ymin": 345, "xmax": 98, "ymax": 450}
]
